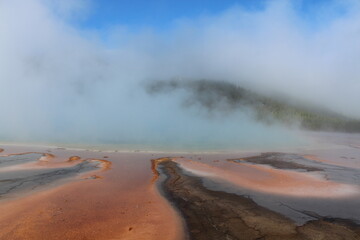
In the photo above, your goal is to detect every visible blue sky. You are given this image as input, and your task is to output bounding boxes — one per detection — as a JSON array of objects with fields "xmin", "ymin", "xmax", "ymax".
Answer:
[
  {"xmin": 80, "ymin": 0, "xmax": 266, "ymax": 30},
  {"xmin": 77, "ymin": 0, "xmax": 347, "ymax": 32}
]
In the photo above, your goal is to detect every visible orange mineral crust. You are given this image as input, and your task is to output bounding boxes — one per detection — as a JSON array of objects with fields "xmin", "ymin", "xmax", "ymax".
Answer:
[
  {"xmin": 174, "ymin": 157, "xmax": 359, "ymax": 198},
  {"xmin": 0, "ymin": 149, "xmax": 185, "ymax": 240}
]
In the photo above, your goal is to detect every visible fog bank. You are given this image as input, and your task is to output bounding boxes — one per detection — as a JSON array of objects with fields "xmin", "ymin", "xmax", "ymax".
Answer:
[{"xmin": 0, "ymin": 0, "xmax": 359, "ymax": 149}]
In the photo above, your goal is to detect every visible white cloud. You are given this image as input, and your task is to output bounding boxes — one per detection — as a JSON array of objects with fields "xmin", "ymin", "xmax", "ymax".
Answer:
[{"xmin": 0, "ymin": 0, "xmax": 359, "ymax": 148}]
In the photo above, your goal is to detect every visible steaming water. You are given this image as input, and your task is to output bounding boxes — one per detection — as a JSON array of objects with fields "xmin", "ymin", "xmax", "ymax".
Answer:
[{"xmin": 2, "ymin": 0, "xmax": 360, "ymax": 147}]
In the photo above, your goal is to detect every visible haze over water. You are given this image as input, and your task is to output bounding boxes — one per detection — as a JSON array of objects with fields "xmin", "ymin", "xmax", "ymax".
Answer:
[{"xmin": 2, "ymin": 0, "xmax": 360, "ymax": 150}]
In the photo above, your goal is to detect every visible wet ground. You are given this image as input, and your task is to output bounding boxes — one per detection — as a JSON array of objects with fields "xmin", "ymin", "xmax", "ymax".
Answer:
[
  {"xmin": 0, "ymin": 132, "xmax": 359, "ymax": 239},
  {"xmin": 157, "ymin": 158, "xmax": 360, "ymax": 240},
  {"xmin": 0, "ymin": 146, "xmax": 184, "ymax": 240},
  {"xmin": 202, "ymin": 153, "xmax": 360, "ymax": 225},
  {"xmin": 0, "ymin": 151, "xmax": 109, "ymax": 201}
]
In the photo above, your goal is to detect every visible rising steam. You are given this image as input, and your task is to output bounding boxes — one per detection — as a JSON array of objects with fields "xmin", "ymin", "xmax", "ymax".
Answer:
[{"xmin": 1, "ymin": 0, "xmax": 359, "ymax": 150}]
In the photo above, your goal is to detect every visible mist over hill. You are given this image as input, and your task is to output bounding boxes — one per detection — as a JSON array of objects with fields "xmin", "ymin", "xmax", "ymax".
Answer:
[
  {"xmin": 147, "ymin": 79, "xmax": 360, "ymax": 133},
  {"xmin": 2, "ymin": 0, "xmax": 360, "ymax": 147}
]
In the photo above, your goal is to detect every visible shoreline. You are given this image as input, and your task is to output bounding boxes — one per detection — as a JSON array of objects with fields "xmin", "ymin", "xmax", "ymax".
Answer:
[
  {"xmin": 156, "ymin": 158, "xmax": 360, "ymax": 240},
  {"xmin": 2, "ymin": 131, "xmax": 354, "ymax": 154}
]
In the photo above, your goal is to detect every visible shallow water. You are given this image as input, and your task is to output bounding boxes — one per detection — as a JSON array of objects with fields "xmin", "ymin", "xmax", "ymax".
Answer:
[
  {"xmin": 202, "ymin": 176, "xmax": 360, "ymax": 225},
  {"xmin": 0, "ymin": 153, "xmax": 43, "ymax": 167},
  {"xmin": 176, "ymin": 150, "xmax": 360, "ymax": 225},
  {"xmin": 0, "ymin": 152, "xmax": 106, "ymax": 200}
]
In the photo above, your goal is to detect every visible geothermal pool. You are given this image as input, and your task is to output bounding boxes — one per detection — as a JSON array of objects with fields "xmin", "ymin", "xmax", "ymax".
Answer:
[{"xmin": 0, "ymin": 133, "xmax": 359, "ymax": 239}]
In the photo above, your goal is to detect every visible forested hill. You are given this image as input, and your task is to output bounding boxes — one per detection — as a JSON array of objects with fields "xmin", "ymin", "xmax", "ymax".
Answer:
[{"xmin": 146, "ymin": 79, "xmax": 360, "ymax": 133}]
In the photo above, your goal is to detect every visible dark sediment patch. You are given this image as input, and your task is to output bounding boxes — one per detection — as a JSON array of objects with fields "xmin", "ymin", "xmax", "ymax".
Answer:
[
  {"xmin": 228, "ymin": 152, "xmax": 323, "ymax": 172},
  {"xmin": 156, "ymin": 158, "xmax": 360, "ymax": 240},
  {"xmin": 0, "ymin": 158, "xmax": 111, "ymax": 199},
  {"xmin": 0, "ymin": 153, "xmax": 45, "ymax": 167},
  {"xmin": 151, "ymin": 157, "xmax": 172, "ymax": 183}
]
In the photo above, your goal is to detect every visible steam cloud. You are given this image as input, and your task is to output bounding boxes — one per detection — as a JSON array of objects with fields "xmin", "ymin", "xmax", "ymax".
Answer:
[{"xmin": 1, "ymin": 0, "xmax": 359, "ymax": 150}]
